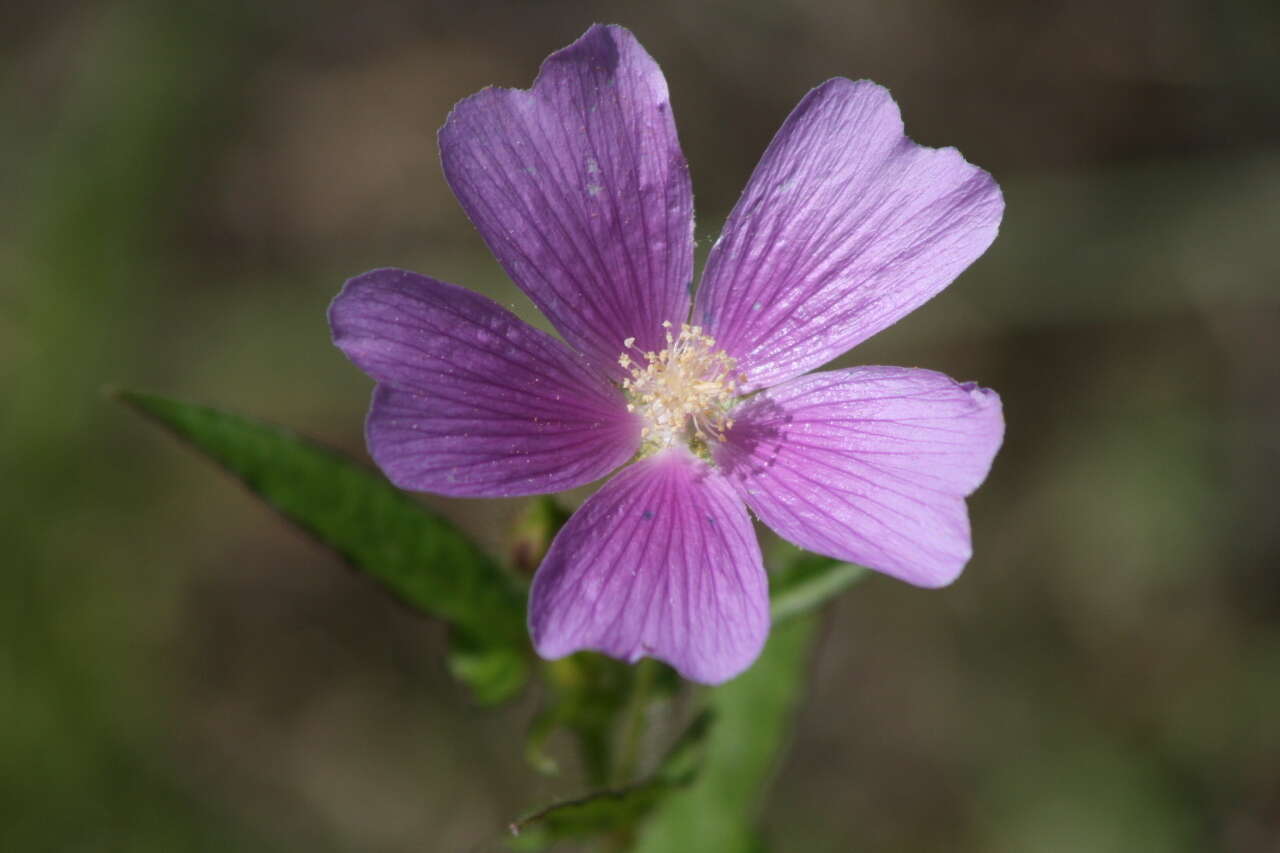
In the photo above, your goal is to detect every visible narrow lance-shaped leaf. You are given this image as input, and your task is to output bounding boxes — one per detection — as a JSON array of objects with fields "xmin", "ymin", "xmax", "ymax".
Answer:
[{"xmin": 116, "ymin": 390, "xmax": 529, "ymax": 699}]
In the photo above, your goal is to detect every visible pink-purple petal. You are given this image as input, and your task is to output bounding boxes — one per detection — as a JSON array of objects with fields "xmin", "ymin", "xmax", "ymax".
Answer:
[
  {"xmin": 696, "ymin": 79, "xmax": 1004, "ymax": 391},
  {"xmin": 529, "ymin": 448, "xmax": 770, "ymax": 685},
  {"xmin": 714, "ymin": 366, "xmax": 1004, "ymax": 588},
  {"xmin": 329, "ymin": 268, "xmax": 640, "ymax": 497},
  {"xmin": 439, "ymin": 24, "xmax": 694, "ymax": 378}
]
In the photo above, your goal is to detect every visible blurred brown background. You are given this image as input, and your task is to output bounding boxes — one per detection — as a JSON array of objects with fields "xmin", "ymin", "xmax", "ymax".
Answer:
[{"xmin": 4, "ymin": 0, "xmax": 1279, "ymax": 850}]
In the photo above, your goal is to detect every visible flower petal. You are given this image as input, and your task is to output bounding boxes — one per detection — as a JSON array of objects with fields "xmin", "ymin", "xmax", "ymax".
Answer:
[
  {"xmin": 529, "ymin": 448, "xmax": 769, "ymax": 684},
  {"xmin": 439, "ymin": 24, "xmax": 694, "ymax": 377},
  {"xmin": 330, "ymin": 268, "xmax": 640, "ymax": 497},
  {"xmin": 714, "ymin": 366, "xmax": 1004, "ymax": 587},
  {"xmin": 695, "ymin": 79, "xmax": 1003, "ymax": 390}
]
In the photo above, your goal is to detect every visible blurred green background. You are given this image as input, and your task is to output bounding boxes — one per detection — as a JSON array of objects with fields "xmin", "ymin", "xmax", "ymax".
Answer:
[{"xmin": 4, "ymin": 0, "xmax": 1279, "ymax": 850}]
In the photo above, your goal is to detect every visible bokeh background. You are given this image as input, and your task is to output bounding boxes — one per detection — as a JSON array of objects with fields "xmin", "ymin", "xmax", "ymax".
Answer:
[{"xmin": 5, "ymin": 0, "xmax": 1279, "ymax": 850}]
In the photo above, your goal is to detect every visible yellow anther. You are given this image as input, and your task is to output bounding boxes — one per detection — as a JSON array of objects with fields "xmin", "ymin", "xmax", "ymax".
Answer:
[{"xmin": 619, "ymin": 323, "xmax": 744, "ymax": 453}]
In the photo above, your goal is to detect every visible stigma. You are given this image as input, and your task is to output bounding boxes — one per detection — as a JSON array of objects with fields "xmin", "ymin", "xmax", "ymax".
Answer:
[{"xmin": 619, "ymin": 321, "xmax": 745, "ymax": 453}]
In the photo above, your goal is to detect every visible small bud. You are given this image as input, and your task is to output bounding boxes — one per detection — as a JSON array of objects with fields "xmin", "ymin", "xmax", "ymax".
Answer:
[{"xmin": 509, "ymin": 495, "xmax": 571, "ymax": 574}]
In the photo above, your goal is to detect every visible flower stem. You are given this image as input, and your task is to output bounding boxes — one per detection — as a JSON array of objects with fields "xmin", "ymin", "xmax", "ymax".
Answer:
[{"xmin": 612, "ymin": 657, "xmax": 657, "ymax": 788}]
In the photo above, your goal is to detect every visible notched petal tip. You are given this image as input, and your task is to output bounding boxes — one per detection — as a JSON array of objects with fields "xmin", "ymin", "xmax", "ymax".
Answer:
[
  {"xmin": 328, "ymin": 266, "xmax": 406, "ymax": 347},
  {"xmin": 437, "ymin": 25, "xmax": 650, "ymax": 136},
  {"xmin": 696, "ymin": 75, "xmax": 1005, "ymax": 389},
  {"xmin": 717, "ymin": 367, "xmax": 1003, "ymax": 590},
  {"xmin": 541, "ymin": 23, "xmax": 640, "ymax": 78},
  {"xmin": 811, "ymin": 77, "xmax": 1004, "ymax": 212},
  {"xmin": 437, "ymin": 22, "xmax": 693, "ymax": 377}
]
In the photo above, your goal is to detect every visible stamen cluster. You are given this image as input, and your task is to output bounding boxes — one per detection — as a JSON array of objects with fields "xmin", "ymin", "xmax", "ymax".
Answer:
[{"xmin": 619, "ymin": 321, "xmax": 745, "ymax": 452}]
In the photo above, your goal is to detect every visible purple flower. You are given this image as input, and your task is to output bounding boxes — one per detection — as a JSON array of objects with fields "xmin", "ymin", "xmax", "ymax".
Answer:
[{"xmin": 329, "ymin": 25, "xmax": 1004, "ymax": 684}]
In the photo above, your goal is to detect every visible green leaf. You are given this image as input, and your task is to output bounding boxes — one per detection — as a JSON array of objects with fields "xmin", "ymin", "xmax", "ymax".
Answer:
[
  {"xmin": 507, "ymin": 711, "xmax": 713, "ymax": 851},
  {"xmin": 116, "ymin": 390, "xmax": 529, "ymax": 700},
  {"xmin": 447, "ymin": 628, "xmax": 530, "ymax": 705},
  {"xmin": 770, "ymin": 552, "xmax": 869, "ymax": 624},
  {"xmin": 634, "ymin": 615, "xmax": 818, "ymax": 853}
]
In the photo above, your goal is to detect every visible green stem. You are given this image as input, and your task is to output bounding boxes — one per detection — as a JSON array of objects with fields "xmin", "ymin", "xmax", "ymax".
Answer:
[{"xmin": 613, "ymin": 658, "xmax": 658, "ymax": 788}]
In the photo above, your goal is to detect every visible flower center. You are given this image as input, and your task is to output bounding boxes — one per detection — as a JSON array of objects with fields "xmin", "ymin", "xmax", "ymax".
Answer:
[{"xmin": 619, "ymin": 321, "xmax": 744, "ymax": 455}]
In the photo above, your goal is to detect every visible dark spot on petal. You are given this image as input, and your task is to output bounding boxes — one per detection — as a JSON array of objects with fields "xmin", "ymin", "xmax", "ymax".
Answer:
[{"xmin": 642, "ymin": 510, "xmax": 654, "ymax": 520}]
